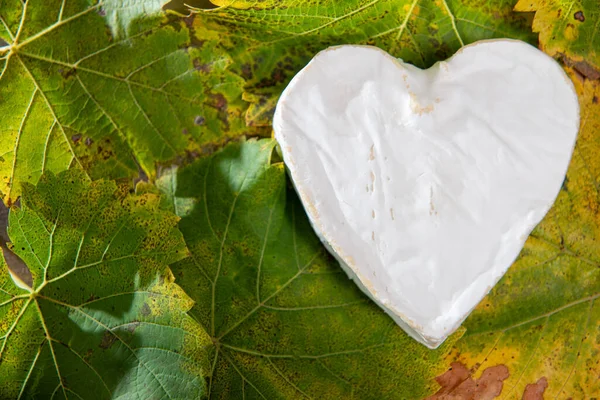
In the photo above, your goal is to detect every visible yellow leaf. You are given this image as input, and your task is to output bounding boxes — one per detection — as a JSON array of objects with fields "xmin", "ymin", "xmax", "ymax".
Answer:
[{"xmin": 515, "ymin": 0, "xmax": 600, "ymax": 79}]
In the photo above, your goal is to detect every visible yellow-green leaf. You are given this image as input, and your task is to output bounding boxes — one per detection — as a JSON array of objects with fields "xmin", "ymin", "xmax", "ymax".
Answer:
[
  {"xmin": 0, "ymin": 169, "xmax": 212, "ymax": 399},
  {"xmin": 515, "ymin": 0, "xmax": 600, "ymax": 78},
  {"xmin": 0, "ymin": 0, "xmax": 250, "ymax": 205},
  {"xmin": 197, "ymin": 0, "xmax": 537, "ymax": 126}
]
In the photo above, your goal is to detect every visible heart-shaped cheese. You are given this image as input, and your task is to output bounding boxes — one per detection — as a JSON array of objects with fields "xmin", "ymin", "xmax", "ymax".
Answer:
[{"xmin": 273, "ymin": 40, "xmax": 580, "ymax": 348}]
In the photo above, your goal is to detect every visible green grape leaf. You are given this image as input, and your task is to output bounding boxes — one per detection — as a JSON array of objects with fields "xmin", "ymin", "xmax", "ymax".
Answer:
[
  {"xmin": 515, "ymin": 0, "xmax": 600, "ymax": 78},
  {"xmin": 0, "ymin": 0, "xmax": 251, "ymax": 205},
  {"xmin": 0, "ymin": 169, "xmax": 212, "ymax": 399},
  {"xmin": 196, "ymin": 0, "xmax": 537, "ymax": 126},
  {"xmin": 160, "ymin": 139, "xmax": 462, "ymax": 399},
  {"xmin": 437, "ymin": 74, "xmax": 600, "ymax": 398}
]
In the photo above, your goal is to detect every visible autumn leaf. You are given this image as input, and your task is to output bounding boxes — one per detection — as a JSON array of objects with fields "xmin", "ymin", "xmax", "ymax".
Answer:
[
  {"xmin": 1, "ymin": 0, "xmax": 598, "ymax": 398},
  {"xmin": 0, "ymin": 0, "xmax": 251, "ymax": 205},
  {"xmin": 0, "ymin": 169, "xmax": 211, "ymax": 399},
  {"xmin": 515, "ymin": 0, "xmax": 599, "ymax": 79},
  {"xmin": 425, "ymin": 362, "xmax": 509, "ymax": 400},
  {"xmin": 158, "ymin": 139, "xmax": 463, "ymax": 399},
  {"xmin": 438, "ymin": 74, "xmax": 600, "ymax": 398},
  {"xmin": 195, "ymin": 0, "xmax": 537, "ymax": 126}
]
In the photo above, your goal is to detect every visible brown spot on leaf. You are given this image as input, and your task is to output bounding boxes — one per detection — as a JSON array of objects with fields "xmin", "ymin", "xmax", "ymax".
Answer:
[
  {"xmin": 573, "ymin": 61, "xmax": 600, "ymax": 80},
  {"xmin": 193, "ymin": 58, "xmax": 212, "ymax": 73},
  {"xmin": 209, "ymin": 93, "xmax": 229, "ymax": 129},
  {"xmin": 141, "ymin": 302, "xmax": 151, "ymax": 316},
  {"xmin": 522, "ymin": 377, "xmax": 548, "ymax": 400},
  {"xmin": 86, "ymin": 294, "xmax": 99, "ymax": 303},
  {"xmin": 60, "ymin": 67, "xmax": 77, "ymax": 79},
  {"xmin": 212, "ymin": 93, "xmax": 227, "ymax": 110},
  {"xmin": 241, "ymin": 63, "xmax": 253, "ymax": 80},
  {"xmin": 125, "ymin": 321, "xmax": 141, "ymax": 333},
  {"xmin": 72, "ymin": 134, "xmax": 82, "ymax": 144},
  {"xmin": 194, "ymin": 115, "xmax": 205, "ymax": 126},
  {"xmin": 183, "ymin": 14, "xmax": 195, "ymax": 29},
  {"xmin": 571, "ymin": 67, "xmax": 586, "ymax": 83},
  {"xmin": 593, "ymin": 96, "xmax": 598, "ymax": 104},
  {"xmin": 563, "ymin": 57, "xmax": 600, "ymax": 80},
  {"xmin": 256, "ymin": 64, "xmax": 289, "ymax": 89},
  {"xmin": 574, "ymin": 11, "xmax": 585, "ymax": 22},
  {"xmin": 84, "ymin": 137, "xmax": 93, "ymax": 147},
  {"xmin": 83, "ymin": 348, "xmax": 93, "ymax": 362},
  {"xmin": 425, "ymin": 362, "xmax": 509, "ymax": 400},
  {"xmin": 99, "ymin": 330, "xmax": 117, "ymax": 349}
]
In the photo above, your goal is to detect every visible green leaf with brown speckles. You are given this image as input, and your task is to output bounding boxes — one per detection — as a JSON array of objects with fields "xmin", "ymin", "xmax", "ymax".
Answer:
[
  {"xmin": 0, "ymin": 0, "xmax": 251, "ymax": 205},
  {"xmin": 160, "ymin": 138, "xmax": 462, "ymax": 399},
  {"xmin": 0, "ymin": 168, "xmax": 212, "ymax": 399},
  {"xmin": 195, "ymin": 0, "xmax": 537, "ymax": 127}
]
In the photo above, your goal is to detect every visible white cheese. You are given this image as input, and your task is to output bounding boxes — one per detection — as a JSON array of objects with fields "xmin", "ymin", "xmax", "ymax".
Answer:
[{"xmin": 273, "ymin": 40, "xmax": 580, "ymax": 348}]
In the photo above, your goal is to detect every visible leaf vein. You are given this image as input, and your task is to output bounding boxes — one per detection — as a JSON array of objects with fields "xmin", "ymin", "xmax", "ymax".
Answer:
[
  {"xmin": 552, "ymin": 299, "xmax": 595, "ymax": 398},
  {"xmin": 266, "ymin": 357, "xmax": 311, "ymax": 398},
  {"xmin": 222, "ymin": 351, "xmax": 268, "ymax": 400},
  {"xmin": 40, "ymin": 296, "xmax": 175, "ymax": 399},
  {"xmin": 500, "ymin": 315, "xmax": 549, "ymax": 399},
  {"xmin": 17, "ymin": 342, "xmax": 43, "ymax": 399}
]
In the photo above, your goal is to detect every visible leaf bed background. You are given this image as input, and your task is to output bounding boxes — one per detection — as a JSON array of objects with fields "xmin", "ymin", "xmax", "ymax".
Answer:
[{"xmin": 0, "ymin": 0, "xmax": 598, "ymax": 398}]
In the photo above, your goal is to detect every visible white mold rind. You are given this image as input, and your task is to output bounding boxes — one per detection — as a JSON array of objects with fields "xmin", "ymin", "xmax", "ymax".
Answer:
[{"xmin": 273, "ymin": 40, "xmax": 580, "ymax": 348}]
